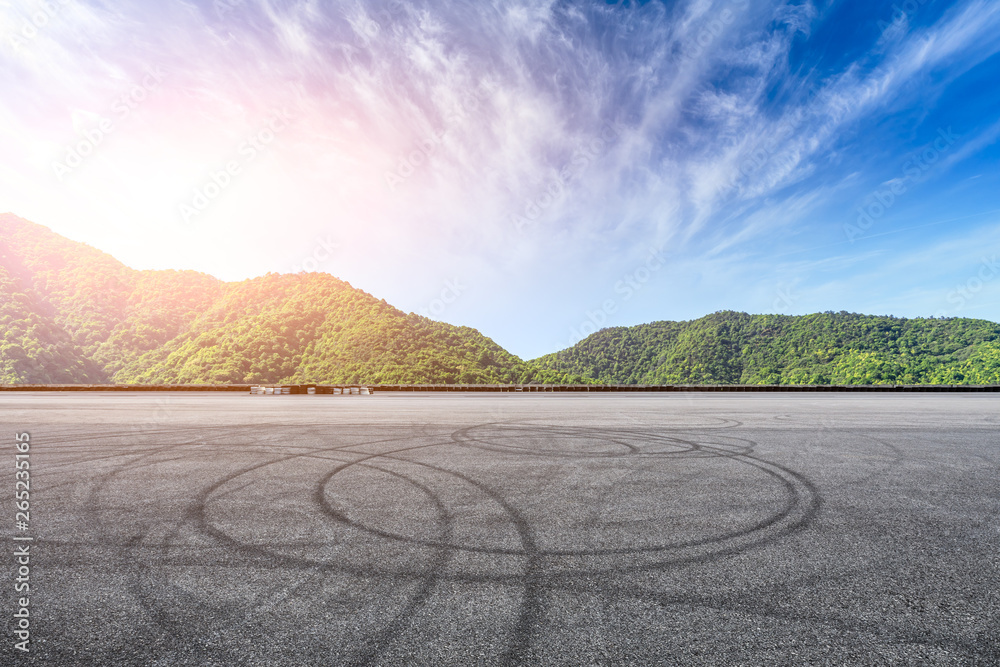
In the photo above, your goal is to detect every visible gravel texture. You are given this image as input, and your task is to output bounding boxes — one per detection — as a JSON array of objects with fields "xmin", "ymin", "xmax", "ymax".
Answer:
[{"xmin": 1, "ymin": 392, "xmax": 998, "ymax": 665}]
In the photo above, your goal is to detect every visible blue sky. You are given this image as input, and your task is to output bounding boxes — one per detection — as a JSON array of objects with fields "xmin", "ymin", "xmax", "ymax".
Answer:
[{"xmin": 1, "ymin": 0, "xmax": 999, "ymax": 358}]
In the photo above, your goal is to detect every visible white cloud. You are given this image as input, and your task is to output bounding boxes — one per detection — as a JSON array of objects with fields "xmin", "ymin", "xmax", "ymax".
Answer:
[{"xmin": 2, "ymin": 0, "xmax": 999, "ymax": 355}]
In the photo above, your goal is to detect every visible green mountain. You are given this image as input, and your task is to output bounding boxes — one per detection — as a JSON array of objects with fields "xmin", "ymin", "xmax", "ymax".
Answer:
[
  {"xmin": 3, "ymin": 214, "xmax": 999, "ymax": 386},
  {"xmin": 0, "ymin": 213, "xmax": 577, "ymax": 385},
  {"xmin": 531, "ymin": 311, "xmax": 1000, "ymax": 385},
  {"xmin": 0, "ymin": 264, "xmax": 104, "ymax": 384}
]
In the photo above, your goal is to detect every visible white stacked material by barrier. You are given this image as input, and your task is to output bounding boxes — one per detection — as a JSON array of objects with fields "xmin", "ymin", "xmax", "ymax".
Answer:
[{"xmin": 249, "ymin": 385, "xmax": 370, "ymax": 395}]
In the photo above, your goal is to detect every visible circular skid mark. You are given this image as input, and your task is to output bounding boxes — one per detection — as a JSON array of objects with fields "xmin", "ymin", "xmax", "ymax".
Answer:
[
  {"xmin": 451, "ymin": 422, "xmax": 755, "ymax": 459},
  {"xmin": 315, "ymin": 446, "xmax": 816, "ymax": 568},
  {"xmin": 197, "ymin": 439, "xmax": 535, "ymax": 665},
  {"xmin": 199, "ymin": 424, "xmax": 818, "ymax": 574},
  {"xmin": 184, "ymin": 423, "xmax": 820, "ymax": 664},
  {"xmin": 169, "ymin": 435, "xmax": 460, "ymax": 665},
  {"xmin": 487, "ymin": 415, "xmax": 743, "ymax": 430}
]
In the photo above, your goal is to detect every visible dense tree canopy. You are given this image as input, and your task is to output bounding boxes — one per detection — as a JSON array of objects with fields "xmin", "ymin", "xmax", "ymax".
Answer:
[
  {"xmin": 0, "ymin": 265, "xmax": 103, "ymax": 384},
  {"xmin": 3, "ymin": 215, "xmax": 999, "ymax": 386},
  {"xmin": 532, "ymin": 311, "xmax": 1000, "ymax": 385},
  {"xmin": 0, "ymin": 214, "xmax": 579, "ymax": 385}
]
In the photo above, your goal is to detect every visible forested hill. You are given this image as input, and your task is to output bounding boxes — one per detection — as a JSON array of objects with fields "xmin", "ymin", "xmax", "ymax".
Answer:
[
  {"xmin": 531, "ymin": 311, "xmax": 1000, "ymax": 385},
  {"xmin": 4, "ymin": 214, "xmax": 999, "ymax": 386},
  {"xmin": 0, "ymin": 213, "xmax": 578, "ymax": 385}
]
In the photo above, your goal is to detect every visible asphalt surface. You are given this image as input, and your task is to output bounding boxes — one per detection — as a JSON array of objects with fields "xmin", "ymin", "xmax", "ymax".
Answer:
[{"xmin": 1, "ymin": 392, "xmax": 998, "ymax": 666}]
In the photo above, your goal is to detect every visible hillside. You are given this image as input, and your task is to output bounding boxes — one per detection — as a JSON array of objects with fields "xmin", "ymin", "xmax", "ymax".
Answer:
[
  {"xmin": 0, "ymin": 214, "xmax": 578, "ymax": 385},
  {"xmin": 112, "ymin": 272, "xmax": 566, "ymax": 385},
  {"xmin": 0, "ymin": 264, "xmax": 104, "ymax": 383},
  {"xmin": 4, "ymin": 214, "xmax": 1000, "ymax": 386},
  {"xmin": 531, "ymin": 311, "xmax": 1000, "ymax": 385}
]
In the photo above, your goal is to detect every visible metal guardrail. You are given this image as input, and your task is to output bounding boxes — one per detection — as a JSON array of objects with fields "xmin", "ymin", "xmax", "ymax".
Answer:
[
  {"xmin": 1, "ymin": 383, "xmax": 997, "ymax": 393},
  {"xmin": 251, "ymin": 383, "xmax": 998, "ymax": 394},
  {"xmin": 366, "ymin": 384, "xmax": 1000, "ymax": 393},
  {"xmin": 0, "ymin": 384, "xmax": 251, "ymax": 392}
]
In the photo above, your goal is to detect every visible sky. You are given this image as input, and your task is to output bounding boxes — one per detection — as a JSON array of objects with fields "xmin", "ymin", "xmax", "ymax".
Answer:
[{"xmin": 1, "ymin": 0, "xmax": 999, "ymax": 359}]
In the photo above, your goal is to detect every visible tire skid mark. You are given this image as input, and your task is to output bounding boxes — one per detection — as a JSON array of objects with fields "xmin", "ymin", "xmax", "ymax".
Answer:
[
  {"xmin": 130, "ymin": 527, "xmax": 246, "ymax": 665},
  {"xmin": 84, "ymin": 427, "xmax": 430, "ymax": 662},
  {"xmin": 46, "ymin": 426, "xmax": 433, "ymax": 664},
  {"xmin": 324, "ymin": 449, "xmax": 546, "ymax": 665},
  {"xmin": 314, "ymin": 424, "xmax": 817, "ymax": 660},
  {"xmin": 198, "ymin": 432, "xmax": 539, "ymax": 663},
  {"xmin": 450, "ymin": 422, "xmax": 754, "ymax": 459},
  {"xmin": 273, "ymin": 426, "xmax": 820, "ymax": 562},
  {"xmin": 338, "ymin": 461, "xmax": 456, "ymax": 667},
  {"xmin": 63, "ymin": 413, "xmax": 831, "ymax": 664},
  {"xmin": 190, "ymin": 429, "xmax": 456, "ymax": 661},
  {"xmin": 547, "ymin": 572, "xmax": 993, "ymax": 662}
]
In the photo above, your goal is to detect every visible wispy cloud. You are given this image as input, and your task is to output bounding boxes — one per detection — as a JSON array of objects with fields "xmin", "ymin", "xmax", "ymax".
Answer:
[{"xmin": 2, "ymin": 0, "xmax": 999, "ymax": 356}]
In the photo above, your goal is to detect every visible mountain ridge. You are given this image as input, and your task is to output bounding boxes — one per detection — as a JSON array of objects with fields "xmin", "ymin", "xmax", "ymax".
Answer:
[
  {"xmin": 530, "ymin": 311, "xmax": 1000, "ymax": 385},
  {"xmin": 2, "ymin": 213, "xmax": 999, "ymax": 385},
  {"xmin": 0, "ymin": 214, "xmax": 578, "ymax": 385}
]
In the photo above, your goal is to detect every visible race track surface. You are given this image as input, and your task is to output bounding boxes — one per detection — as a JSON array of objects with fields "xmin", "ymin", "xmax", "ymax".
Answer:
[{"xmin": 2, "ymin": 393, "xmax": 998, "ymax": 665}]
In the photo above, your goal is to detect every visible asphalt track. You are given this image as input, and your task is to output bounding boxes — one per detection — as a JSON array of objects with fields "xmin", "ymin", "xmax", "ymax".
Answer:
[{"xmin": 1, "ymin": 392, "xmax": 998, "ymax": 666}]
